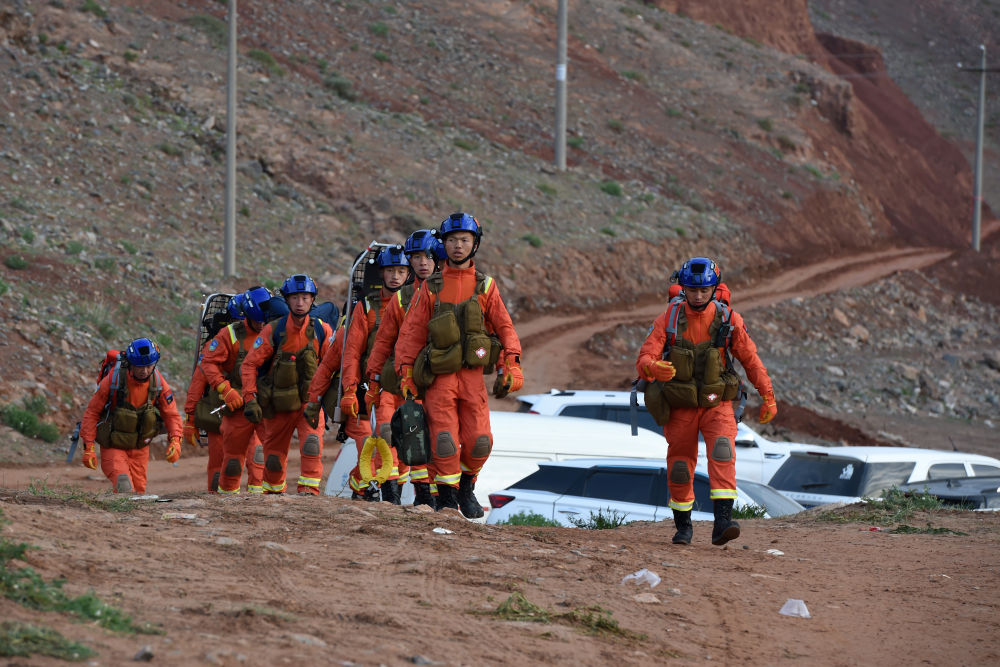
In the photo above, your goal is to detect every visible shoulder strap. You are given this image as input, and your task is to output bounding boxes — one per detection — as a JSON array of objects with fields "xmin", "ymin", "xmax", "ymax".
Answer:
[
  {"xmin": 424, "ymin": 274, "xmax": 443, "ymax": 295},
  {"xmin": 664, "ymin": 296, "xmax": 686, "ymax": 348},
  {"xmin": 712, "ymin": 299, "xmax": 733, "ymax": 351},
  {"xmin": 475, "ymin": 270, "xmax": 493, "ymax": 295},
  {"xmin": 312, "ymin": 317, "xmax": 326, "ymax": 347},
  {"xmin": 149, "ymin": 370, "xmax": 162, "ymax": 406},
  {"xmin": 109, "ymin": 359, "xmax": 126, "ymax": 409},
  {"xmin": 271, "ymin": 316, "xmax": 287, "ymax": 350}
]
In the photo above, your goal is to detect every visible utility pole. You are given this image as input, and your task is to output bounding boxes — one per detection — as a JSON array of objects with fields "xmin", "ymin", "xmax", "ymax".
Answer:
[
  {"xmin": 224, "ymin": 0, "xmax": 237, "ymax": 276},
  {"xmin": 958, "ymin": 46, "xmax": 1000, "ymax": 252},
  {"xmin": 554, "ymin": 0, "xmax": 567, "ymax": 171}
]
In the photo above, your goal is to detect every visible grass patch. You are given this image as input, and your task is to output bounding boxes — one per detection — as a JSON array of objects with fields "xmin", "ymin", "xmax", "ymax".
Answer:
[
  {"xmin": 4, "ymin": 255, "xmax": 28, "ymax": 270},
  {"xmin": 94, "ymin": 257, "xmax": 116, "ymax": 271},
  {"xmin": 25, "ymin": 480, "xmax": 137, "ymax": 513},
  {"xmin": 599, "ymin": 227, "xmax": 616, "ymax": 236},
  {"xmin": 816, "ymin": 486, "xmax": 948, "ymax": 526},
  {"xmin": 568, "ymin": 508, "xmax": 630, "ymax": 529},
  {"xmin": 80, "ymin": 0, "xmax": 106, "ymax": 19},
  {"xmin": 484, "ymin": 593, "xmax": 643, "ymax": 639},
  {"xmin": 1, "ymin": 402, "xmax": 60, "ymax": 443},
  {"xmin": 567, "ymin": 136, "xmax": 584, "ymax": 149},
  {"xmin": 65, "ymin": 241, "xmax": 84, "ymax": 255},
  {"xmin": 120, "ymin": 241, "xmax": 137, "ymax": 255},
  {"xmin": 892, "ymin": 523, "xmax": 968, "ymax": 535},
  {"xmin": 621, "ymin": 70, "xmax": 642, "ymax": 81},
  {"xmin": 0, "ymin": 621, "xmax": 95, "ymax": 661},
  {"xmin": 733, "ymin": 504, "xmax": 767, "ymax": 519},
  {"xmin": 496, "ymin": 510, "xmax": 558, "ymax": 527},
  {"xmin": 20, "ymin": 228, "xmax": 34, "ymax": 244},
  {"xmin": 536, "ymin": 183, "xmax": 557, "ymax": 196},
  {"xmin": 599, "ymin": 181, "xmax": 622, "ymax": 197},
  {"xmin": 453, "ymin": 138, "xmax": 478, "ymax": 151},
  {"xmin": 248, "ymin": 48, "xmax": 284, "ymax": 76},
  {"xmin": 157, "ymin": 142, "xmax": 183, "ymax": 157},
  {"xmin": 0, "ymin": 278, "xmax": 8, "ymax": 297},
  {"xmin": 123, "ymin": 50, "xmax": 138, "ymax": 62},
  {"xmin": 803, "ymin": 164, "xmax": 824, "ymax": 179},
  {"xmin": 607, "ymin": 118, "xmax": 624, "ymax": 133},
  {"xmin": 373, "ymin": 50, "xmax": 390, "ymax": 63},
  {"xmin": 757, "ymin": 118, "xmax": 773, "ymax": 132},
  {"xmin": 369, "ymin": 22, "xmax": 389, "ymax": 37},
  {"xmin": 324, "ymin": 73, "xmax": 356, "ymax": 101},
  {"xmin": 183, "ymin": 15, "xmax": 227, "ymax": 48}
]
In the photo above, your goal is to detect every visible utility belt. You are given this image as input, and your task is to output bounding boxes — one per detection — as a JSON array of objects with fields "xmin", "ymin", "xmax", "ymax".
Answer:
[
  {"xmin": 257, "ymin": 345, "xmax": 318, "ymax": 417},
  {"xmin": 643, "ymin": 343, "xmax": 741, "ymax": 425},
  {"xmin": 412, "ymin": 299, "xmax": 502, "ymax": 390},
  {"xmin": 96, "ymin": 404, "xmax": 162, "ymax": 450}
]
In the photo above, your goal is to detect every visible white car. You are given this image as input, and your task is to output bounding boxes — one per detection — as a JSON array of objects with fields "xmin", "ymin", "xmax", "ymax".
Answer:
[
  {"xmin": 516, "ymin": 389, "xmax": 817, "ymax": 483},
  {"xmin": 485, "ymin": 458, "xmax": 805, "ymax": 527},
  {"xmin": 768, "ymin": 446, "xmax": 1000, "ymax": 508}
]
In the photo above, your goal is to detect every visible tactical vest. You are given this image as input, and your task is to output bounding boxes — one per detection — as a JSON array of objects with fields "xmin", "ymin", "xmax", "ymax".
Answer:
[
  {"xmin": 194, "ymin": 322, "xmax": 251, "ymax": 432},
  {"xmin": 257, "ymin": 316, "xmax": 326, "ymax": 415},
  {"xmin": 381, "ymin": 285, "xmax": 415, "ymax": 396},
  {"xmin": 95, "ymin": 362, "xmax": 163, "ymax": 450},
  {"xmin": 644, "ymin": 298, "xmax": 742, "ymax": 425},
  {"xmin": 413, "ymin": 270, "xmax": 503, "ymax": 388}
]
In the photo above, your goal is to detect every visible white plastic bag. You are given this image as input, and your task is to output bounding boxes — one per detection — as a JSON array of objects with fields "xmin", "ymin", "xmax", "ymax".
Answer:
[
  {"xmin": 621, "ymin": 568, "xmax": 661, "ymax": 588},
  {"xmin": 779, "ymin": 598, "xmax": 811, "ymax": 618}
]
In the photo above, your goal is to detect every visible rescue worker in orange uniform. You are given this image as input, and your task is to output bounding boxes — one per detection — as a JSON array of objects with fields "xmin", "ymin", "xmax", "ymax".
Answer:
[
  {"xmin": 364, "ymin": 230, "xmax": 442, "ymax": 508},
  {"xmin": 240, "ymin": 275, "xmax": 334, "ymax": 495},
  {"xmin": 635, "ymin": 257, "xmax": 777, "ymax": 546},
  {"xmin": 80, "ymin": 338, "xmax": 183, "ymax": 493},
  {"xmin": 196, "ymin": 288, "xmax": 269, "ymax": 494},
  {"xmin": 338, "ymin": 245, "xmax": 413, "ymax": 503},
  {"xmin": 395, "ymin": 213, "xmax": 524, "ymax": 518}
]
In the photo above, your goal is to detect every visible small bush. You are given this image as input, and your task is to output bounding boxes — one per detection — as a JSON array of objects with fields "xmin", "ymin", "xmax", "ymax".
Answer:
[
  {"xmin": 1, "ymin": 403, "xmax": 60, "ymax": 443},
  {"xmin": 733, "ymin": 504, "xmax": 767, "ymax": 519},
  {"xmin": 497, "ymin": 510, "xmax": 558, "ymax": 527},
  {"xmin": 520, "ymin": 233, "xmax": 543, "ymax": 248},
  {"xmin": 757, "ymin": 118, "xmax": 773, "ymax": 132},
  {"xmin": 373, "ymin": 50, "xmax": 390, "ymax": 63},
  {"xmin": 607, "ymin": 118, "xmax": 624, "ymax": 133},
  {"xmin": 567, "ymin": 136, "xmax": 584, "ymax": 149},
  {"xmin": 666, "ymin": 107, "xmax": 682, "ymax": 118},
  {"xmin": 599, "ymin": 181, "xmax": 622, "ymax": 197},
  {"xmin": 621, "ymin": 70, "xmax": 642, "ymax": 81},
  {"xmin": 0, "ymin": 621, "xmax": 96, "ymax": 661},
  {"xmin": 183, "ymin": 15, "xmax": 227, "ymax": 48},
  {"xmin": 3, "ymin": 255, "xmax": 28, "ymax": 270},
  {"xmin": 369, "ymin": 22, "xmax": 389, "ymax": 37},
  {"xmin": 65, "ymin": 241, "xmax": 84, "ymax": 255},
  {"xmin": 0, "ymin": 279, "xmax": 8, "ymax": 297},
  {"xmin": 600, "ymin": 227, "xmax": 616, "ymax": 236},
  {"xmin": 94, "ymin": 257, "xmax": 116, "ymax": 271},
  {"xmin": 323, "ymin": 73, "xmax": 356, "ymax": 101},
  {"xmin": 97, "ymin": 321, "xmax": 115, "ymax": 340},
  {"xmin": 536, "ymin": 183, "xmax": 556, "ymax": 196},
  {"xmin": 777, "ymin": 135, "xmax": 797, "ymax": 152},
  {"xmin": 568, "ymin": 508, "xmax": 630, "ymax": 529},
  {"xmin": 248, "ymin": 48, "xmax": 284, "ymax": 76},
  {"xmin": 674, "ymin": 226, "xmax": 686, "ymax": 237},
  {"xmin": 20, "ymin": 228, "xmax": 34, "ymax": 244},
  {"xmin": 80, "ymin": 0, "xmax": 106, "ymax": 18},
  {"xmin": 157, "ymin": 142, "xmax": 183, "ymax": 157},
  {"xmin": 453, "ymin": 138, "xmax": 477, "ymax": 151},
  {"xmin": 120, "ymin": 240, "xmax": 137, "ymax": 255},
  {"xmin": 123, "ymin": 50, "xmax": 138, "ymax": 62}
]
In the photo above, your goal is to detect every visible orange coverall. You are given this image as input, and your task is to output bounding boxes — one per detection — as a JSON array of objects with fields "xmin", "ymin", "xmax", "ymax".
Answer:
[
  {"xmin": 364, "ymin": 282, "xmax": 429, "ymax": 490},
  {"xmin": 341, "ymin": 295, "xmax": 406, "ymax": 494},
  {"xmin": 241, "ymin": 314, "xmax": 334, "ymax": 494},
  {"xmin": 196, "ymin": 327, "xmax": 265, "ymax": 494},
  {"xmin": 636, "ymin": 301, "xmax": 773, "ymax": 511},
  {"xmin": 81, "ymin": 369, "xmax": 183, "ymax": 494},
  {"xmin": 394, "ymin": 262, "xmax": 521, "ymax": 489}
]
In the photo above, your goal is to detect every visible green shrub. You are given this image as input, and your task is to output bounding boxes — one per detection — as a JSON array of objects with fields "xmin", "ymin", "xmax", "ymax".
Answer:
[
  {"xmin": 1, "ymin": 403, "xmax": 60, "ymax": 443},
  {"xmin": 123, "ymin": 50, "xmax": 138, "ymax": 62},
  {"xmin": 157, "ymin": 142, "xmax": 182, "ymax": 157},
  {"xmin": 453, "ymin": 138, "xmax": 477, "ymax": 151},
  {"xmin": 536, "ymin": 183, "xmax": 557, "ymax": 196},
  {"xmin": 3, "ymin": 255, "xmax": 28, "ymax": 270},
  {"xmin": 621, "ymin": 70, "xmax": 642, "ymax": 81},
  {"xmin": 324, "ymin": 73, "xmax": 356, "ymax": 101},
  {"xmin": 369, "ymin": 22, "xmax": 389, "ymax": 37},
  {"xmin": 600, "ymin": 227, "xmax": 616, "ymax": 236},
  {"xmin": 65, "ymin": 241, "xmax": 84, "ymax": 255},
  {"xmin": 248, "ymin": 48, "xmax": 284, "ymax": 76},
  {"xmin": 568, "ymin": 508, "xmax": 630, "ymax": 529},
  {"xmin": 666, "ymin": 107, "xmax": 682, "ymax": 117},
  {"xmin": 496, "ymin": 511, "xmax": 559, "ymax": 527},
  {"xmin": 120, "ymin": 240, "xmax": 137, "ymax": 255},
  {"xmin": 757, "ymin": 118, "xmax": 773, "ymax": 132},
  {"xmin": 732, "ymin": 504, "xmax": 767, "ymax": 519},
  {"xmin": 567, "ymin": 136, "xmax": 584, "ymax": 149},
  {"xmin": 183, "ymin": 15, "xmax": 227, "ymax": 48},
  {"xmin": 80, "ymin": 0, "xmax": 106, "ymax": 18},
  {"xmin": 94, "ymin": 257, "xmax": 116, "ymax": 271},
  {"xmin": 0, "ymin": 621, "xmax": 95, "ymax": 661},
  {"xmin": 20, "ymin": 228, "xmax": 34, "ymax": 244},
  {"xmin": 373, "ymin": 50, "xmax": 390, "ymax": 63},
  {"xmin": 599, "ymin": 181, "xmax": 622, "ymax": 197},
  {"xmin": 0, "ymin": 279, "xmax": 8, "ymax": 297},
  {"xmin": 607, "ymin": 118, "xmax": 624, "ymax": 133},
  {"xmin": 520, "ymin": 233, "xmax": 543, "ymax": 248}
]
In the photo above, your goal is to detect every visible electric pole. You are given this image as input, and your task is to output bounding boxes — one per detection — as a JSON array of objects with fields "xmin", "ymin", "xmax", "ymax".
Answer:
[
  {"xmin": 958, "ymin": 46, "xmax": 1000, "ymax": 252},
  {"xmin": 224, "ymin": 0, "xmax": 237, "ymax": 276},
  {"xmin": 555, "ymin": 0, "xmax": 567, "ymax": 171}
]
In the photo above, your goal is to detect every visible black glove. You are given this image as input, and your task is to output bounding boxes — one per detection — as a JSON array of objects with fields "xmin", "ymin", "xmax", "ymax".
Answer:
[
  {"xmin": 303, "ymin": 401, "xmax": 321, "ymax": 429},
  {"xmin": 244, "ymin": 398, "xmax": 263, "ymax": 424},
  {"xmin": 492, "ymin": 371, "xmax": 510, "ymax": 399}
]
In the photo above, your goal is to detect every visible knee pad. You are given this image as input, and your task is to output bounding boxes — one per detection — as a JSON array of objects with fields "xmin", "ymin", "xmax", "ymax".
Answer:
[
  {"xmin": 669, "ymin": 460, "xmax": 690, "ymax": 485},
  {"xmin": 265, "ymin": 454, "xmax": 283, "ymax": 472},
  {"xmin": 302, "ymin": 434, "xmax": 321, "ymax": 457},
  {"xmin": 712, "ymin": 437, "xmax": 733, "ymax": 462},
  {"xmin": 253, "ymin": 445, "xmax": 265, "ymax": 465},
  {"xmin": 471, "ymin": 434, "xmax": 492, "ymax": 458},
  {"xmin": 435, "ymin": 432, "xmax": 457, "ymax": 458},
  {"xmin": 224, "ymin": 458, "xmax": 242, "ymax": 477},
  {"xmin": 115, "ymin": 474, "xmax": 133, "ymax": 494}
]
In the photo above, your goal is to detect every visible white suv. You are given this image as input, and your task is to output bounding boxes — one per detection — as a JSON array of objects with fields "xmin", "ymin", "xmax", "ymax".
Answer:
[{"xmin": 516, "ymin": 389, "xmax": 816, "ymax": 484}]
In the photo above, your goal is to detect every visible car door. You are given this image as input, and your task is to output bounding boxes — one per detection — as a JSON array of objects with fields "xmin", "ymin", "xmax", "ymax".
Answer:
[{"xmin": 553, "ymin": 467, "xmax": 662, "ymax": 526}]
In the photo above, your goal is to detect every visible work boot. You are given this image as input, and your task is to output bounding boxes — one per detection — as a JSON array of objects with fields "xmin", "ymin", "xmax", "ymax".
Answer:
[
  {"xmin": 457, "ymin": 473, "xmax": 484, "ymax": 519},
  {"xmin": 711, "ymin": 499, "xmax": 741, "ymax": 546},
  {"xmin": 435, "ymin": 484, "xmax": 459, "ymax": 511},
  {"xmin": 671, "ymin": 509, "xmax": 693, "ymax": 545},
  {"xmin": 380, "ymin": 481, "xmax": 402, "ymax": 505},
  {"xmin": 412, "ymin": 483, "xmax": 436, "ymax": 509}
]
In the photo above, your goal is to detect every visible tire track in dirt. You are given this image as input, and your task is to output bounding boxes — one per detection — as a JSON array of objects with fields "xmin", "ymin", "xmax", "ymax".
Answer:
[{"xmin": 518, "ymin": 246, "xmax": 953, "ymax": 393}]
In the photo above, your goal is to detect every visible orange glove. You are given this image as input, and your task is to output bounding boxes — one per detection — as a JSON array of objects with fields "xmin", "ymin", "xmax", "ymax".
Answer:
[
  {"xmin": 399, "ymin": 365, "xmax": 418, "ymax": 400},
  {"xmin": 340, "ymin": 387, "xmax": 359, "ymax": 418},
  {"xmin": 165, "ymin": 437, "xmax": 181, "ymax": 463},
  {"xmin": 365, "ymin": 380, "xmax": 381, "ymax": 410},
  {"xmin": 759, "ymin": 391, "xmax": 778, "ymax": 424},
  {"xmin": 642, "ymin": 359, "xmax": 676, "ymax": 382},
  {"xmin": 82, "ymin": 445, "xmax": 98, "ymax": 470},
  {"xmin": 503, "ymin": 356, "xmax": 524, "ymax": 393},
  {"xmin": 217, "ymin": 381, "xmax": 243, "ymax": 412},
  {"xmin": 182, "ymin": 415, "xmax": 199, "ymax": 447}
]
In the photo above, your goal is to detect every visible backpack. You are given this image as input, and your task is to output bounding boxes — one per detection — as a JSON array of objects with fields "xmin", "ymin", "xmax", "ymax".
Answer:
[{"xmin": 390, "ymin": 397, "xmax": 431, "ymax": 466}]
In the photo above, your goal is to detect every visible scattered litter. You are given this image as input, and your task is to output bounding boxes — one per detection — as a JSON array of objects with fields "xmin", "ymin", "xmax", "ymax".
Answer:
[
  {"xmin": 864, "ymin": 526, "xmax": 883, "ymax": 532},
  {"xmin": 766, "ymin": 548, "xmax": 784, "ymax": 556},
  {"xmin": 621, "ymin": 568, "xmax": 661, "ymax": 588},
  {"xmin": 432, "ymin": 527, "xmax": 454, "ymax": 535},
  {"xmin": 134, "ymin": 645, "xmax": 154, "ymax": 661},
  {"xmin": 129, "ymin": 494, "xmax": 159, "ymax": 501},
  {"xmin": 161, "ymin": 512, "xmax": 197, "ymax": 520},
  {"xmin": 779, "ymin": 599, "xmax": 811, "ymax": 618},
  {"xmin": 632, "ymin": 592, "xmax": 660, "ymax": 604},
  {"xmin": 930, "ymin": 573, "xmax": 952, "ymax": 580},
  {"xmin": 154, "ymin": 498, "xmax": 173, "ymax": 503}
]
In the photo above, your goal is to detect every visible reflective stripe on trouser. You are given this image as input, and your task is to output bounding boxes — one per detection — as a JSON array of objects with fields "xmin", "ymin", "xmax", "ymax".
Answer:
[
  {"xmin": 424, "ymin": 367, "xmax": 492, "ymax": 486},
  {"xmin": 217, "ymin": 413, "xmax": 267, "ymax": 494},
  {"xmin": 100, "ymin": 446, "xmax": 149, "ymax": 494},
  {"xmin": 259, "ymin": 408, "xmax": 325, "ymax": 494},
  {"xmin": 408, "ymin": 466, "xmax": 429, "ymax": 483},
  {"xmin": 663, "ymin": 403, "xmax": 738, "ymax": 510}
]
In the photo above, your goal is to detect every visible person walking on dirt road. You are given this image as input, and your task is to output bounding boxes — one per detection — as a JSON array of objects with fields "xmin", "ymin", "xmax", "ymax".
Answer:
[
  {"xmin": 198, "ymin": 287, "xmax": 270, "ymax": 494},
  {"xmin": 364, "ymin": 230, "xmax": 442, "ymax": 508},
  {"xmin": 240, "ymin": 275, "xmax": 334, "ymax": 495},
  {"xmin": 394, "ymin": 213, "xmax": 523, "ymax": 518},
  {"xmin": 80, "ymin": 337, "xmax": 183, "ymax": 494},
  {"xmin": 636, "ymin": 257, "xmax": 777, "ymax": 546}
]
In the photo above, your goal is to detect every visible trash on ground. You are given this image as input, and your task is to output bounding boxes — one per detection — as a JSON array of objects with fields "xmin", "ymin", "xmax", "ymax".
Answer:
[
  {"xmin": 779, "ymin": 598, "xmax": 811, "ymax": 618},
  {"xmin": 766, "ymin": 548, "xmax": 784, "ymax": 556},
  {"xmin": 129, "ymin": 494, "xmax": 159, "ymax": 501},
  {"xmin": 162, "ymin": 512, "xmax": 197, "ymax": 520},
  {"xmin": 621, "ymin": 568, "xmax": 661, "ymax": 588},
  {"xmin": 432, "ymin": 527, "xmax": 454, "ymax": 534}
]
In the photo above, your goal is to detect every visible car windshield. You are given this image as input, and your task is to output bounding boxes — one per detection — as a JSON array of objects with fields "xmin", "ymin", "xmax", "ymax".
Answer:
[
  {"xmin": 737, "ymin": 480, "xmax": 803, "ymax": 516},
  {"xmin": 769, "ymin": 456, "xmax": 916, "ymax": 498}
]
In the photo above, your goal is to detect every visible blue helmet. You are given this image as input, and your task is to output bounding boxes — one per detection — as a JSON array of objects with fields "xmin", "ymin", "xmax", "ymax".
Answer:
[
  {"xmin": 280, "ymin": 273, "xmax": 317, "ymax": 298},
  {"xmin": 226, "ymin": 293, "xmax": 246, "ymax": 320},
  {"xmin": 403, "ymin": 229, "xmax": 441, "ymax": 258},
  {"xmin": 439, "ymin": 212, "xmax": 482, "ymax": 239},
  {"xmin": 676, "ymin": 257, "xmax": 721, "ymax": 288},
  {"xmin": 376, "ymin": 245, "xmax": 409, "ymax": 268},
  {"xmin": 243, "ymin": 286, "xmax": 272, "ymax": 323},
  {"xmin": 125, "ymin": 337, "xmax": 160, "ymax": 367}
]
